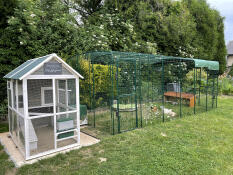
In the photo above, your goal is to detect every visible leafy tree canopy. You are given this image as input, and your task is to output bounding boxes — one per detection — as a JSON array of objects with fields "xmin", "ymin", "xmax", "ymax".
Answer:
[{"xmin": 0, "ymin": 0, "xmax": 227, "ymax": 109}]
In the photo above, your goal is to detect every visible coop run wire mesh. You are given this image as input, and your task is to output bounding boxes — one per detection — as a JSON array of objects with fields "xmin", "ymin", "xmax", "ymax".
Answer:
[{"xmin": 68, "ymin": 51, "xmax": 219, "ymax": 135}]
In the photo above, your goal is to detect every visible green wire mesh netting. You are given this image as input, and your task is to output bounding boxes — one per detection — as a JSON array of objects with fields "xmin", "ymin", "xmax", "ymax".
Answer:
[{"xmin": 68, "ymin": 51, "xmax": 219, "ymax": 136}]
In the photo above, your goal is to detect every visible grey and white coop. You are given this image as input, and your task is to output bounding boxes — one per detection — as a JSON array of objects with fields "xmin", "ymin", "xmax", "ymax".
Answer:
[{"xmin": 4, "ymin": 53, "xmax": 83, "ymax": 160}]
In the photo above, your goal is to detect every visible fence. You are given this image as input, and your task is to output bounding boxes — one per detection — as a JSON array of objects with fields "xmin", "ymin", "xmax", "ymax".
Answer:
[{"xmin": 68, "ymin": 51, "xmax": 219, "ymax": 135}]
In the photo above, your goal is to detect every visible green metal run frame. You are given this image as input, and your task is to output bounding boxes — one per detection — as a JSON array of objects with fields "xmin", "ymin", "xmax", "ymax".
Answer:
[{"xmin": 68, "ymin": 51, "xmax": 219, "ymax": 135}]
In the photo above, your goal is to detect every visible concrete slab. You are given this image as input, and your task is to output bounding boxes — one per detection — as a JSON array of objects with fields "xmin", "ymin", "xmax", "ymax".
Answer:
[{"xmin": 0, "ymin": 132, "xmax": 99, "ymax": 167}]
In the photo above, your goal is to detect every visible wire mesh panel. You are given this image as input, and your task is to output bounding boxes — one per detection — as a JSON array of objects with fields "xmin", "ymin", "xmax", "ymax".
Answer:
[
  {"xmin": 11, "ymin": 110, "xmax": 18, "ymax": 144},
  {"xmin": 114, "ymin": 59, "xmax": 138, "ymax": 133},
  {"xmin": 13, "ymin": 80, "xmax": 16, "ymax": 109},
  {"xmin": 68, "ymin": 51, "xmax": 219, "ymax": 135},
  {"xmin": 56, "ymin": 112, "xmax": 78, "ymax": 148},
  {"xmin": 67, "ymin": 79, "xmax": 77, "ymax": 110},
  {"xmin": 27, "ymin": 79, "xmax": 53, "ymax": 116},
  {"xmin": 139, "ymin": 60, "xmax": 163, "ymax": 126},
  {"xmin": 29, "ymin": 116, "xmax": 55, "ymax": 156},
  {"xmin": 8, "ymin": 109, "xmax": 13, "ymax": 135},
  {"xmin": 18, "ymin": 115, "xmax": 25, "ymax": 154},
  {"xmin": 18, "ymin": 80, "xmax": 24, "ymax": 114},
  {"xmin": 55, "ymin": 79, "xmax": 78, "ymax": 148},
  {"xmin": 56, "ymin": 79, "xmax": 77, "ymax": 112},
  {"xmin": 7, "ymin": 82, "xmax": 12, "ymax": 108}
]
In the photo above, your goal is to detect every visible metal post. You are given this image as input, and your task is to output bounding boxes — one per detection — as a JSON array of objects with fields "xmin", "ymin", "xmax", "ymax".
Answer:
[
  {"xmin": 88, "ymin": 55, "xmax": 92, "ymax": 126},
  {"xmin": 206, "ymin": 70, "xmax": 208, "ymax": 112},
  {"xmin": 147, "ymin": 57, "xmax": 150, "ymax": 103},
  {"xmin": 111, "ymin": 61, "xmax": 115, "ymax": 135},
  {"xmin": 194, "ymin": 68, "xmax": 196, "ymax": 114},
  {"xmin": 162, "ymin": 60, "xmax": 165, "ymax": 122},
  {"xmin": 199, "ymin": 68, "xmax": 201, "ymax": 105},
  {"xmin": 139, "ymin": 58, "xmax": 143, "ymax": 128},
  {"xmin": 179, "ymin": 62, "xmax": 182, "ymax": 118},
  {"xmin": 216, "ymin": 75, "xmax": 218, "ymax": 108},
  {"xmin": 116, "ymin": 58, "xmax": 120, "ymax": 133},
  {"xmin": 91, "ymin": 58, "xmax": 96, "ymax": 128},
  {"xmin": 212, "ymin": 73, "xmax": 215, "ymax": 108},
  {"xmin": 134, "ymin": 60, "xmax": 138, "ymax": 128}
]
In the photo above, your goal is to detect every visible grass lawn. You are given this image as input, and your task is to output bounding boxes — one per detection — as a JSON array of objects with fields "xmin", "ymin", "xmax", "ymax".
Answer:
[
  {"xmin": 0, "ymin": 122, "xmax": 14, "ymax": 175},
  {"xmin": 0, "ymin": 122, "xmax": 8, "ymax": 133},
  {"xmin": 2, "ymin": 96, "xmax": 233, "ymax": 174}
]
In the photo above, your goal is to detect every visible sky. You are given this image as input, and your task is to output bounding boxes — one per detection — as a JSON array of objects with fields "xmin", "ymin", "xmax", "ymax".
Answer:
[{"xmin": 207, "ymin": 0, "xmax": 233, "ymax": 44}]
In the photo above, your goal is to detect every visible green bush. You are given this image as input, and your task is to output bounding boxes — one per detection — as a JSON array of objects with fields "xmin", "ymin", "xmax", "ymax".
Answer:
[
  {"xmin": 69, "ymin": 57, "xmax": 116, "ymax": 109},
  {"xmin": 0, "ymin": 99, "xmax": 8, "ymax": 114},
  {"xmin": 228, "ymin": 67, "xmax": 233, "ymax": 77},
  {"xmin": 219, "ymin": 76, "xmax": 233, "ymax": 95}
]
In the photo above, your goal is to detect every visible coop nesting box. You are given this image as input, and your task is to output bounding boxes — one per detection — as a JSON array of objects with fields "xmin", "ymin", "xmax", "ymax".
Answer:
[{"xmin": 4, "ymin": 53, "xmax": 83, "ymax": 160}]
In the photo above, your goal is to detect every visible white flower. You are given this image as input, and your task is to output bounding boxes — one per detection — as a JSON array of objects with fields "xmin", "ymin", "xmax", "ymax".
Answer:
[
  {"xmin": 30, "ymin": 14, "xmax": 36, "ymax": 18},
  {"xmin": 99, "ymin": 25, "xmax": 104, "ymax": 29},
  {"xmin": 20, "ymin": 41, "xmax": 23, "ymax": 45}
]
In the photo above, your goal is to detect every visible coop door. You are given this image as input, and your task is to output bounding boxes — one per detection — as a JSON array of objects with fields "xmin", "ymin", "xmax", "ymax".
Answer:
[
  {"xmin": 56, "ymin": 79, "xmax": 76, "ymax": 113},
  {"xmin": 55, "ymin": 79, "xmax": 78, "ymax": 148},
  {"xmin": 115, "ymin": 59, "xmax": 138, "ymax": 133}
]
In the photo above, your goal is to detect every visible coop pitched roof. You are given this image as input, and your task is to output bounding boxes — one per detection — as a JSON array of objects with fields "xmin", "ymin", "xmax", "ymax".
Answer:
[{"xmin": 4, "ymin": 53, "xmax": 83, "ymax": 80}]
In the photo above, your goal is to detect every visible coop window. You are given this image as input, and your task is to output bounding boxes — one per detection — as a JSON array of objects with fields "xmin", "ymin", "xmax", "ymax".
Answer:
[
  {"xmin": 41, "ymin": 87, "xmax": 53, "ymax": 106},
  {"xmin": 7, "ymin": 81, "xmax": 12, "ymax": 107},
  {"xmin": 7, "ymin": 81, "xmax": 10, "ymax": 89},
  {"xmin": 18, "ymin": 95, "xmax": 23, "ymax": 108}
]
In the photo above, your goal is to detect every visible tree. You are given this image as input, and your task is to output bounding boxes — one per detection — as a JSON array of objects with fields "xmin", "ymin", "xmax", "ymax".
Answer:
[
  {"xmin": 214, "ymin": 14, "xmax": 227, "ymax": 74},
  {"xmin": 0, "ymin": 0, "xmax": 18, "ymax": 30},
  {"xmin": 184, "ymin": 0, "xmax": 226, "ymax": 73},
  {"xmin": 0, "ymin": 0, "xmax": 80, "ymax": 106}
]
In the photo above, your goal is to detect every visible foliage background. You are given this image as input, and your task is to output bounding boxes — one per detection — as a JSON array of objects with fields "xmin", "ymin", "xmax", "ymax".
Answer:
[{"xmin": 0, "ymin": 0, "xmax": 227, "ymax": 113}]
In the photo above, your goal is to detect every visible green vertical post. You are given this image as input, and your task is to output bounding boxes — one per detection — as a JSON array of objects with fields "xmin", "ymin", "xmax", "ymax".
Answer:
[
  {"xmin": 139, "ymin": 58, "xmax": 143, "ymax": 128},
  {"xmin": 206, "ymin": 71, "xmax": 208, "ymax": 112},
  {"xmin": 216, "ymin": 75, "xmax": 218, "ymax": 108},
  {"xmin": 134, "ymin": 60, "xmax": 138, "ymax": 128},
  {"xmin": 179, "ymin": 62, "xmax": 182, "ymax": 118},
  {"xmin": 212, "ymin": 73, "xmax": 215, "ymax": 108},
  {"xmin": 199, "ymin": 68, "xmax": 201, "ymax": 105},
  {"xmin": 110, "ymin": 62, "xmax": 114, "ymax": 135},
  {"xmin": 109, "ymin": 53, "xmax": 115, "ymax": 135},
  {"xmin": 116, "ymin": 58, "xmax": 120, "ymax": 133},
  {"xmin": 162, "ymin": 60, "xmax": 165, "ymax": 122},
  {"xmin": 92, "ymin": 57, "xmax": 96, "ymax": 128},
  {"xmin": 88, "ymin": 55, "xmax": 92, "ymax": 126},
  {"xmin": 193, "ymin": 68, "xmax": 196, "ymax": 114},
  {"xmin": 147, "ymin": 57, "xmax": 150, "ymax": 103}
]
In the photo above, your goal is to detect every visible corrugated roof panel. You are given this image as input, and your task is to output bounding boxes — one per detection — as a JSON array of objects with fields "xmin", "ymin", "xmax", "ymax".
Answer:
[
  {"xmin": 12, "ymin": 55, "xmax": 51, "ymax": 79},
  {"xmin": 4, "ymin": 59, "xmax": 34, "ymax": 79},
  {"xmin": 194, "ymin": 59, "xmax": 219, "ymax": 71}
]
